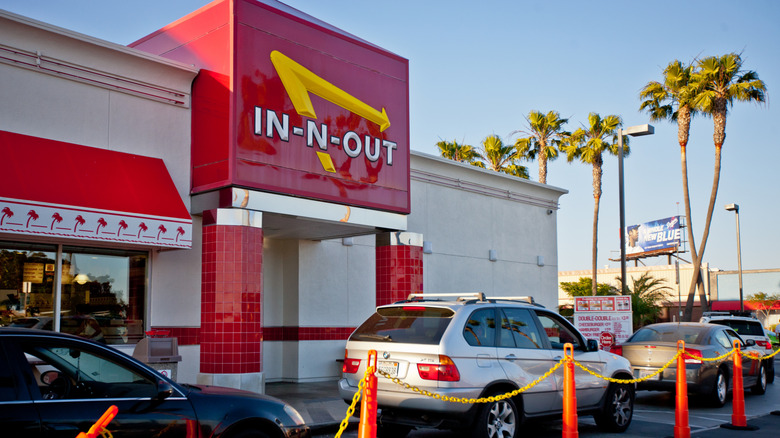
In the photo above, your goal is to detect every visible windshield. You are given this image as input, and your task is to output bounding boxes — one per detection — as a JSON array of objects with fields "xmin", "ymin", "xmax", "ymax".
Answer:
[
  {"xmin": 628, "ymin": 325, "xmax": 706, "ymax": 344},
  {"xmin": 709, "ymin": 320, "xmax": 764, "ymax": 336},
  {"xmin": 350, "ymin": 306, "xmax": 454, "ymax": 344}
]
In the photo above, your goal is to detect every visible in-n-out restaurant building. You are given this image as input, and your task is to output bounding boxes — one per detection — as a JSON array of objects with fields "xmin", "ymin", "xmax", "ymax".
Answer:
[{"xmin": 0, "ymin": 0, "xmax": 566, "ymax": 391}]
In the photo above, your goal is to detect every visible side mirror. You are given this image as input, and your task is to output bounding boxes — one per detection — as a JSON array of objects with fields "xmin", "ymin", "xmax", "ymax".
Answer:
[
  {"xmin": 744, "ymin": 339, "xmax": 756, "ymax": 347},
  {"xmin": 155, "ymin": 381, "xmax": 174, "ymax": 400},
  {"xmin": 586, "ymin": 339, "xmax": 600, "ymax": 352}
]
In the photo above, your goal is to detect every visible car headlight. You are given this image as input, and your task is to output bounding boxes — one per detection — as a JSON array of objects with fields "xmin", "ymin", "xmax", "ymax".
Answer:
[{"xmin": 283, "ymin": 404, "xmax": 306, "ymax": 426}]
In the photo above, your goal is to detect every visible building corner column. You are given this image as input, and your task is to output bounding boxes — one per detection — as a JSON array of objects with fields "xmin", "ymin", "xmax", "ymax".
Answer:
[
  {"xmin": 375, "ymin": 232, "xmax": 424, "ymax": 306},
  {"xmin": 198, "ymin": 208, "xmax": 265, "ymax": 393}
]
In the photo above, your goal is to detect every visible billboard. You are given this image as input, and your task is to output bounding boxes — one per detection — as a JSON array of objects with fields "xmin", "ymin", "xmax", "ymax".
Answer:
[{"xmin": 624, "ymin": 216, "xmax": 681, "ymax": 257}]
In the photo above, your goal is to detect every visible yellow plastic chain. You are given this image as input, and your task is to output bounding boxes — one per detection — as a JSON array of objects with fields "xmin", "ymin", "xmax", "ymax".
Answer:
[
  {"xmin": 573, "ymin": 350, "xmax": 683, "ymax": 384},
  {"xmin": 741, "ymin": 347, "xmax": 780, "ymax": 360},
  {"xmin": 377, "ymin": 358, "xmax": 564, "ymax": 404},
  {"xmin": 335, "ymin": 372, "xmax": 366, "ymax": 438},
  {"xmin": 358, "ymin": 345, "xmax": 778, "ymax": 407}
]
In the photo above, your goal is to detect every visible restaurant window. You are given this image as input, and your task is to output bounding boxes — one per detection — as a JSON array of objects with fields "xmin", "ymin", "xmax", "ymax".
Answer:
[{"xmin": 0, "ymin": 242, "xmax": 147, "ymax": 344}]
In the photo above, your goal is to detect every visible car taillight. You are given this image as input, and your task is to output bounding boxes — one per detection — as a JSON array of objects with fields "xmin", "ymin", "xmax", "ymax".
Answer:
[
  {"xmin": 684, "ymin": 348, "xmax": 703, "ymax": 364},
  {"xmin": 756, "ymin": 339, "xmax": 773, "ymax": 350},
  {"xmin": 610, "ymin": 345, "xmax": 622, "ymax": 356},
  {"xmin": 342, "ymin": 350, "xmax": 361, "ymax": 374},
  {"xmin": 417, "ymin": 355, "xmax": 460, "ymax": 381}
]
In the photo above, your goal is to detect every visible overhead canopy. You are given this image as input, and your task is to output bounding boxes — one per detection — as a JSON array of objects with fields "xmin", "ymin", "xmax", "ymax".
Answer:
[
  {"xmin": 711, "ymin": 300, "xmax": 780, "ymax": 312},
  {"xmin": 0, "ymin": 130, "xmax": 192, "ymax": 248}
]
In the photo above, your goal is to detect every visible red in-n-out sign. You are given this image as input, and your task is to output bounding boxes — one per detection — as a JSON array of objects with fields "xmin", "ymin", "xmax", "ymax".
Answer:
[
  {"xmin": 573, "ymin": 296, "xmax": 633, "ymax": 352},
  {"xmin": 130, "ymin": 0, "xmax": 411, "ymax": 214}
]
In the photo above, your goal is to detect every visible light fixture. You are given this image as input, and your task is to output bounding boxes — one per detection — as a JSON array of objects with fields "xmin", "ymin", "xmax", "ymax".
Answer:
[
  {"xmin": 537, "ymin": 256, "xmax": 545, "ymax": 267},
  {"xmin": 74, "ymin": 273, "xmax": 90, "ymax": 285},
  {"xmin": 423, "ymin": 241, "xmax": 432, "ymax": 254},
  {"xmin": 618, "ymin": 124, "xmax": 654, "ymax": 293},
  {"xmin": 489, "ymin": 249, "xmax": 497, "ymax": 262},
  {"xmin": 724, "ymin": 203, "xmax": 743, "ymax": 311},
  {"xmin": 342, "ymin": 237, "xmax": 354, "ymax": 246}
]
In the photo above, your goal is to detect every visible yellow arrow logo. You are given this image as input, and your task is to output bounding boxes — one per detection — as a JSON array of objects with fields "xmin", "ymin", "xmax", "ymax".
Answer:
[{"xmin": 270, "ymin": 50, "xmax": 391, "ymax": 132}]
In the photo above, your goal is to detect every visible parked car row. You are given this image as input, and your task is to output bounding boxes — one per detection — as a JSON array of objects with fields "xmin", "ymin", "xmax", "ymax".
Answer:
[{"xmin": 339, "ymin": 294, "xmax": 772, "ymax": 438}]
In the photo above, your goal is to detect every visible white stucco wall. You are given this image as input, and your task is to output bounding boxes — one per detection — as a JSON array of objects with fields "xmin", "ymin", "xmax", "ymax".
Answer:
[
  {"xmin": 0, "ymin": 12, "xmax": 200, "ymax": 330},
  {"xmin": 260, "ymin": 152, "xmax": 567, "ymax": 381},
  {"xmin": 409, "ymin": 152, "xmax": 566, "ymax": 310}
]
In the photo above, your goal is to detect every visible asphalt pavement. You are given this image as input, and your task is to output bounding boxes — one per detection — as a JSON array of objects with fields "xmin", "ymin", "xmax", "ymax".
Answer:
[{"xmin": 267, "ymin": 360, "xmax": 780, "ymax": 438}]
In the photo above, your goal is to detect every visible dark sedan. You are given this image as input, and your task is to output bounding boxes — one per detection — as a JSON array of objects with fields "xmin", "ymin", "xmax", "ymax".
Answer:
[
  {"xmin": 612, "ymin": 322, "xmax": 767, "ymax": 407},
  {"xmin": 0, "ymin": 328, "xmax": 310, "ymax": 437}
]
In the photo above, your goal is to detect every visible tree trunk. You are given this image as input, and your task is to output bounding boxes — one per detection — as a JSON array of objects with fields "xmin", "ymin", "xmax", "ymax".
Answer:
[
  {"xmin": 677, "ymin": 105, "xmax": 701, "ymax": 321},
  {"xmin": 591, "ymin": 158, "xmax": 603, "ymax": 296},
  {"xmin": 683, "ymin": 104, "xmax": 725, "ymax": 320},
  {"xmin": 539, "ymin": 139, "xmax": 548, "ymax": 184}
]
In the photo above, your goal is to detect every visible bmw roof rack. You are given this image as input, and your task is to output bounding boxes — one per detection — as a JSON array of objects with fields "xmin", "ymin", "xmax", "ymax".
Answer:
[
  {"xmin": 485, "ymin": 296, "xmax": 545, "ymax": 308},
  {"xmin": 406, "ymin": 293, "xmax": 486, "ymax": 302}
]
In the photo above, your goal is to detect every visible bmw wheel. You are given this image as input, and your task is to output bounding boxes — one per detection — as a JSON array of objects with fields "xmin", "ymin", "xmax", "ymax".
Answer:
[
  {"xmin": 594, "ymin": 382, "xmax": 634, "ymax": 432},
  {"xmin": 473, "ymin": 394, "xmax": 518, "ymax": 438}
]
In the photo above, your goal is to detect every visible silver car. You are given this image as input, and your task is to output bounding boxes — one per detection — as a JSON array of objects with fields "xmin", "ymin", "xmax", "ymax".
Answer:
[
  {"xmin": 615, "ymin": 322, "xmax": 767, "ymax": 407},
  {"xmin": 339, "ymin": 293, "xmax": 635, "ymax": 438},
  {"xmin": 699, "ymin": 312, "xmax": 775, "ymax": 383}
]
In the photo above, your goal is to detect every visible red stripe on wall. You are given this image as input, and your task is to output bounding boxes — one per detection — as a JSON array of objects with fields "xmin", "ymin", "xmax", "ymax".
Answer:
[
  {"xmin": 152, "ymin": 326, "xmax": 355, "ymax": 344},
  {"xmin": 151, "ymin": 327, "xmax": 200, "ymax": 345},
  {"xmin": 263, "ymin": 326, "xmax": 356, "ymax": 341}
]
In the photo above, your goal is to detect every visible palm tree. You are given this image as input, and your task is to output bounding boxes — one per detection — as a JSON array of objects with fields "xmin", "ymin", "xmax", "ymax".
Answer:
[
  {"xmin": 117, "ymin": 220, "xmax": 128, "ymax": 236},
  {"xmin": 0, "ymin": 206, "xmax": 13, "ymax": 225},
  {"xmin": 639, "ymin": 60, "xmax": 709, "ymax": 319},
  {"xmin": 478, "ymin": 135, "xmax": 529, "ymax": 178},
  {"xmin": 561, "ymin": 113, "xmax": 624, "ymax": 295},
  {"xmin": 436, "ymin": 139, "xmax": 482, "ymax": 165},
  {"xmin": 74, "ymin": 215, "xmax": 85, "ymax": 232},
  {"xmin": 513, "ymin": 110, "xmax": 570, "ymax": 183},
  {"xmin": 616, "ymin": 273, "xmax": 672, "ymax": 328},
  {"xmin": 25, "ymin": 210, "xmax": 39, "ymax": 228},
  {"xmin": 50, "ymin": 212, "xmax": 63, "ymax": 230},
  {"xmin": 681, "ymin": 53, "xmax": 767, "ymax": 320}
]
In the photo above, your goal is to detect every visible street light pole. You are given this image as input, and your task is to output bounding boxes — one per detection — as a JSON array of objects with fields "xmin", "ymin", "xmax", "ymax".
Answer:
[
  {"xmin": 725, "ymin": 203, "xmax": 744, "ymax": 312},
  {"xmin": 618, "ymin": 124, "xmax": 654, "ymax": 293}
]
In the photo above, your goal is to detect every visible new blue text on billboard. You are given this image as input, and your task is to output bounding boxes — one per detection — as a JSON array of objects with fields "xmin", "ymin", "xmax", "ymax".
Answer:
[{"xmin": 625, "ymin": 216, "xmax": 681, "ymax": 256}]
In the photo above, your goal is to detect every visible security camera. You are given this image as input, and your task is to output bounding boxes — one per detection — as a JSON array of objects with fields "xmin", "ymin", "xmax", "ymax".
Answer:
[{"xmin": 547, "ymin": 209, "xmax": 554, "ymax": 215}]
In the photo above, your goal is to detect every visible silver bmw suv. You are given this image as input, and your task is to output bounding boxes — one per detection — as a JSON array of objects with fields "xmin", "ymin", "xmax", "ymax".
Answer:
[{"xmin": 339, "ymin": 293, "xmax": 635, "ymax": 437}]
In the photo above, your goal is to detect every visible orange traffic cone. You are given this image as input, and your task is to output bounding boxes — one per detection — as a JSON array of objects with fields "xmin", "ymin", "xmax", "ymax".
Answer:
[
  {"xmin": 562, "ymin": 343, "xmax": 578, "ymax": 438},
  {"xmin": 720, "ymin": 340, "xmax": 758, "ymax": 431},
  {"xmin": 674, "ymin": 340, "xmax": 690, "ymax": 438},
  {"xmin": 76, "ymin": 405, "xmax": 118, "ymax": 438},
  {"xmin": 358, "ymin": 350, "xmax": 378, "ymax": 438}
]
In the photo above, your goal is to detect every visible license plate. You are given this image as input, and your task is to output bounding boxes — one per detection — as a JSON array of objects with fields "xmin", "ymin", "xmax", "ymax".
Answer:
[
  {"xmin": 378, "ymin": 361, "xmax": 399, "ymax": 377},
  {"xmin": 638, "ymin": 369, "xmax": 659, "ymax": 380}
]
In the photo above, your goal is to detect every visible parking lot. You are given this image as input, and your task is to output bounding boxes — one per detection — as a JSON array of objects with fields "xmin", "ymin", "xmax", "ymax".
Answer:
[{"xmin": 316, "ymin": 361, "xmax": 780, "ymax": 437}]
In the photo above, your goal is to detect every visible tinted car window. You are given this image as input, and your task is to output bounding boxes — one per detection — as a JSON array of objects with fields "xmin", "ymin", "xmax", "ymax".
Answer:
[
  {"xmin": 628, "ymin": 326, "xmax": 705, "ymax": 344},
  {"xmin": 350, "ymin": 306, "xmax": 454, "ymax": 344},
  {"xmin": 463, "ymin": 309, "xmax": 496, "ymax": 347},
  {"xmin": 0, "ymin": 345, "xmax": 19, "ymax": 401},
  {"xmin": 21, "ymin": 341, "xmax": 157, "ymax": 399},
  {"xmin": 713, "ymin": 330, "xmax": 732, "ymax": 349},
  {"xmin": 500, "ymin": 308, "xmax": 543, "ymax": 349},
  {"xmin": 724, "ymin": 329, "xmax": 744, "ymax": 347},
  {"xmin": 536, "ymin": 312, "xmax": 579, "ymax": 350},
  {"xmin": 710, "ymin": 320, "xmax": 764, "ymax": 336}
]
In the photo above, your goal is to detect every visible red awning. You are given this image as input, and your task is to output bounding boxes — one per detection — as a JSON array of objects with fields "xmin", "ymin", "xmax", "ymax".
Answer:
[
  {"xmin": 711, "ymin": 300, "xmax": 780, "ymax": 312},
  {"xmin": 0, "ymin": 130, "xmax": 192, "ymax": 248}
]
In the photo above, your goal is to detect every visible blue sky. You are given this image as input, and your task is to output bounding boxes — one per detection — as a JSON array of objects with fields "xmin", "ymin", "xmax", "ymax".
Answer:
[{"xmin": 2, "ymin": 0, "xmax": 778, "ymax": 284}]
